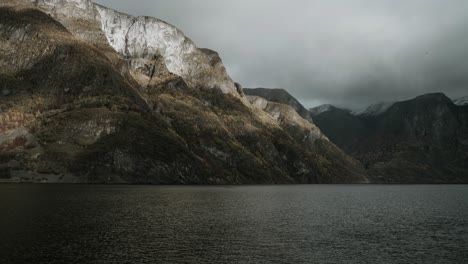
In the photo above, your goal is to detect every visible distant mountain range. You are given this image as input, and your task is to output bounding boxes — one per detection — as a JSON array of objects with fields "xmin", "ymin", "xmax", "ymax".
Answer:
[
  {"xmin": 246, "ymin": 88, "xmax": 468, "ymax": 183},
  {"xmin": 310, "ymin": 93, "xmax": 468, "ymax": 183}
]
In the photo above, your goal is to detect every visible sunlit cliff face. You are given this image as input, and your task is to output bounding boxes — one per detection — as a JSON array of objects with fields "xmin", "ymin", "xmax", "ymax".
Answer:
[{"xmin": 22, "ymin": 0, "xmax": 238, "ymax": 95}]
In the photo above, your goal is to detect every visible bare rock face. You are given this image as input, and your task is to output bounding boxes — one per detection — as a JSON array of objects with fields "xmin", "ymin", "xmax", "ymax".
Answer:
[
  {"xmin": 20, "ymin": 0, "xmax": 238, "ymax": 94},
  {"xmin": 0, "ymin": 2, "xmax": 140, "ymax": 99},
  {"xmin": 96, "ymin": 7, "xmax": 237, "ymax": 93},
  {"xmin": 22, "ymin": 0, "xmax": 109, "ymax": 47},
  {"xmin": 244, "ymin": 88, "xmax": 313, "ymax": 122},
  {"xmin": 247, "ymin": 96, "xmax": 369, "ymax": 184},
  {"xmin": 247, "ymin": 96, "xmax": 324, "ymax": 143}
]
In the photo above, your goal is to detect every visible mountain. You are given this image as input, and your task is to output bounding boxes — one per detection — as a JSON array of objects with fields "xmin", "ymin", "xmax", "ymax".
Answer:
[
  {"xmin": 244, "ymin": 88, "xmax": 313, "ymax": 122},
  {"xmin": 0, "ymin": 0, "xmax": 367, "ymax": 183},
  {"xmin": 247, "ymin": 96, "xmax": 368, "ymax": 183},
  {"xmin": 309, "ymin": 104, "xmax": 337, "ymax": 116},
  {"xmin": 310, "ymin": 105, "xmax": 367, "ymax": 151},
  {"xmin": 310, "ymin": 102, "xmax": 395, "ymax": 117},
  {"xmin": 311, "ymin": 93, "xmax": 468, "ymax": 183},
  {"xmin": 351, "ymin": 102, "xmax": 395, "ymax": 117}
]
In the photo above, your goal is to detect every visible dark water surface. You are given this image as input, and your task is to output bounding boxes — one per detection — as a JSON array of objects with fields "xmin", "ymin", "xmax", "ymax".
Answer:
[{"xmin": 0, "ymin": 185, "xmax": 467, "ymax": 264}]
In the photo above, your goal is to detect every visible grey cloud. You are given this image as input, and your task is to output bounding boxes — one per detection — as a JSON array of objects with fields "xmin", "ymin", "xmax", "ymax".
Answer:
[{"xmin": 94, "ymin": 0, "xmax": 468, "ymax": 109}]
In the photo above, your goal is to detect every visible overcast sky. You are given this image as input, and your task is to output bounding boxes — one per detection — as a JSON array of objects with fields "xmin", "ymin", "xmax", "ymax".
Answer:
[{"xmin": 94, "ymin": 0, "xmax": 468, "ymax": 109}]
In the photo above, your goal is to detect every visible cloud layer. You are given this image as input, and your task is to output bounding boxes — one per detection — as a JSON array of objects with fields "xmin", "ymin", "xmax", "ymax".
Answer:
[{"xmin": 94, "ymin": 0, "xmax": 468, "ymax": 108}]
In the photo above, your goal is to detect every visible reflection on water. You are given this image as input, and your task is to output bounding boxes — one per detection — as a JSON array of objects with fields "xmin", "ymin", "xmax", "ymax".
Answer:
[{"xmin": 0, "ymin": 185, "xmax": 467, "ymax": 263}]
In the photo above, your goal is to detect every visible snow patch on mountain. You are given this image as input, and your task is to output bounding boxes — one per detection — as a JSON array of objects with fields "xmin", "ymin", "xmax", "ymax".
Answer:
[
  {"xmin": 453, "ymin": 96, "xmax": 468, "ymax": 106},
  {"xmin": 309, "ymin": 104, "xmax": 335, "ymax": 116},
  {"xmin": 352, "ymin": 102, "xmax": 394, "ymax": 116}
]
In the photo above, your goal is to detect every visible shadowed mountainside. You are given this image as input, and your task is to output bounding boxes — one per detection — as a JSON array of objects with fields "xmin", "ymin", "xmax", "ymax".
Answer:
[{"xmin": 311, "ymin": 93, "xmax": 468, "ymax": 183}]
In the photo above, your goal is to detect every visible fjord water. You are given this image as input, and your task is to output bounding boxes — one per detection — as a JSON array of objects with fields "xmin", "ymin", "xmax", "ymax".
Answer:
[{"xmin": 0, "ymin": 185, "xmax": 467, "ymax": 264}]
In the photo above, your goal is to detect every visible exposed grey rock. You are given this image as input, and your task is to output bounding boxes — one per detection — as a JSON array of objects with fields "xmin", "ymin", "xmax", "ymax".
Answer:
[
  {"xmin": 18, "ymin": 0, "xmax": 238, "ymax": 95},
  {"xmin": 247, "ymin": 95, "xmax": 324, "ymax": 143},
  {"xmin": 244, "ymin": 88, "xmax": 313, "ymax": 122},
  {"xmin": 247, "ymin": 95, "xmax": 369, "ymax": 183}
]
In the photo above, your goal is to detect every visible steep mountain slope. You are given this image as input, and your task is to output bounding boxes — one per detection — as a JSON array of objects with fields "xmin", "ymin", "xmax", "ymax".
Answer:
[
  {"xmin": 20, "ymin": 0, "xmax": 239, "ymax": 95},
  {"xmin": 309, "ymin": 104, "xmax": 335, "ymax": 116},
  {"xmin": 244, "ymin": 88, "xmax": 313, "ymax": 122},
  {"xmin": 247, "ymin": 96, "xmax": 368, "ymax": 183},
  {"xmin": 311, "ymin": 93, "xmax": 468, "ymax": 183},
  {"xmin": 0, "ymin": 3, "xmax": 197, "ymax": 182},
  {"xmin": 242, "ymin": 89, "xmax": 368, "ymax": 182},
  {"xmin": 310, "ymin": 105, "xmax": 368, "ymax": 150},
  {"xmin": 0, "ymin": 0, "xmax": 366, "ymax": 183}
]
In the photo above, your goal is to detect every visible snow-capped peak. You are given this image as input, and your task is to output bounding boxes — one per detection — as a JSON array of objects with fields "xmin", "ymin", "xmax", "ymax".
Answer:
[
  {"xmin": 352, "ymin": 102, "xmax": 394, "ymax": 116},
  {"xmin": 309, "ymin": 104, "xmax": 334, "ymax": 115},
  {"xmin": 453, "ymin": 96, "xmax": 468, "ymax": 106}
]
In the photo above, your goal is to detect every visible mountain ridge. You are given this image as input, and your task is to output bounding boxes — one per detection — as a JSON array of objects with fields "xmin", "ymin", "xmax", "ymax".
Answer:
[
  {"xmin": 19, "ymin": 0, "xmax": 239, "ymax": 96},
  {"xmin": 248, "ymin": 87, "xmax": 467, "ymax": 183},
  {"xmin": 0, "ymin": 0, "xmax": 368, "ymax": 184},
  {"xmin": 244, "ymin": 88, "xmax": 313, "ymax": 122},
  {"xmin": 311, "ymin": 92, "xmax": 468, "ymax": 183}
]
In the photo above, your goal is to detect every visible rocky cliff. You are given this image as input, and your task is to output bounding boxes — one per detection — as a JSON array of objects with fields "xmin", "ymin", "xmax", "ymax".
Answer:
[
  {"xmin": 244, "ymin": 88, "xmax": 313, "ymax": 122},
  {"xmin": 247, "ymin": 95, "xmax": 368, "ymax": 183},
  {"xmin": 310, "ymin": 93, "xmax": 468, "ymax": 183},
  {"xmin": 0, "ymin": 0, "xmax": 367, "ymax": 183}
]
